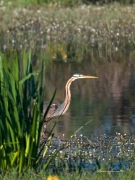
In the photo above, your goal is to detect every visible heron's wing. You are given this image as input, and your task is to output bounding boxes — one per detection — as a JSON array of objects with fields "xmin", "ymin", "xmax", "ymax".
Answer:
[{"xmin": 43, "ymin": 100, "xmax": 60, "ymax": 121}]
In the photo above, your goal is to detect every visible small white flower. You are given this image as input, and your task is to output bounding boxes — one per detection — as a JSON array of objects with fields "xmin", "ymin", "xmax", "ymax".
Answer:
[
  {"xmin": 20, "ymin": 44, "xmax": 23, "ymax": 49},
  {"xmin": 3, "ymin": 44, "xmax": 7, "ymax": 50},
  {"xmin": 115, "ymin": 47, "xmax": 118, "ymax": 51},
  {"xmin": 12, "ymin": 39, "xmax": 15, "ymax": 44}
]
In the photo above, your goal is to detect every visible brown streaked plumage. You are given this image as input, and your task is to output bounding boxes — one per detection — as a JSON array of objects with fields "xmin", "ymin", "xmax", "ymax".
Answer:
[{"xmin": 43, "ymin": 74, "xmax": 98, "ymax": 122}]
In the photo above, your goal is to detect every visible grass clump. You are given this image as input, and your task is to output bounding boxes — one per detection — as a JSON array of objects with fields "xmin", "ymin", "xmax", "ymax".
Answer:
[{"xmin": 0, "ymin": 163, "xmax": 135, "ymax": 180}]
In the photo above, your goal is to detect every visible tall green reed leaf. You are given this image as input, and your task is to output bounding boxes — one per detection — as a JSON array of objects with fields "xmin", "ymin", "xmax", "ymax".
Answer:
[{"xmin": 0, "ymin": 49, "xmax": 55, "ymax": 172}]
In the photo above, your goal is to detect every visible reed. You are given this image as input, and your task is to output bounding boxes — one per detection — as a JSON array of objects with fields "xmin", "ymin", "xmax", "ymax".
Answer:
[{"xmin": 0, "ymin": 48, "xmax": 56, "ymax": 172}]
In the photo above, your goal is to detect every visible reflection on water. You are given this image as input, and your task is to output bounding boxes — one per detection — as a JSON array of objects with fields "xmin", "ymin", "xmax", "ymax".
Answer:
[{"xmin": 44, "ymin": 53, "xmax": 135, "ymax": 139}]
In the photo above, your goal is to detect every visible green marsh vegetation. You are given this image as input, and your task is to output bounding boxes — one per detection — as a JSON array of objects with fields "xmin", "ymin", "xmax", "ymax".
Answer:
[
  {"xmin": 0, "ymin": 2, "xmax": 135, "ymax": 64},
  {"xmin": 0, "ymin": 0, "xmax": 135, "ymax": 179},
  {"xmin": 0, "ymin": 49, "xmax": 59, "ymax": 173}
]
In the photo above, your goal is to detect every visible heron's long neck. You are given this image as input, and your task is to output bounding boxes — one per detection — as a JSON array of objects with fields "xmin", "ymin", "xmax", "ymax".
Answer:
[{"xmin": 62, "ymin": 77, "xmax": 73, "ymax": 114}]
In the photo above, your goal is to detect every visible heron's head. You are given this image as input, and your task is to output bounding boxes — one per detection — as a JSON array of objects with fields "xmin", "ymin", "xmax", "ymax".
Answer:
[{"xmin": 72, "ymin": 73, "xmax": 98, "ymax": 81}]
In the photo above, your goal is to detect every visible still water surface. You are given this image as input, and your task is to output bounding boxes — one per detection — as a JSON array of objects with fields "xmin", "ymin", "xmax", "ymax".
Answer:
[{"xmin": 44, "ymin": 54, "xmax": 135, "ymax": 139}]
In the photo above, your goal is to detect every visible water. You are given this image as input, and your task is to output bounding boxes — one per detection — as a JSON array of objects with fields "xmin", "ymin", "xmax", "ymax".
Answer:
[{"xmin": 44, "ymin": 54, "xmax": 135, "ymax": 139}]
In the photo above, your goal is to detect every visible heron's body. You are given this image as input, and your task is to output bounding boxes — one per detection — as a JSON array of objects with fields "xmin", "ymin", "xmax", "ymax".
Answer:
[{"xmin": 43, "ymin": 74, "xmax": 98, "ymax": 122}]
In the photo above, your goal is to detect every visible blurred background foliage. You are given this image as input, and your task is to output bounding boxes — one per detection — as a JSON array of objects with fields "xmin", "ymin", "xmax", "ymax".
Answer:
[{"xmin": 1, "ymin": 0, "xmax": 135, "ymax": 7}]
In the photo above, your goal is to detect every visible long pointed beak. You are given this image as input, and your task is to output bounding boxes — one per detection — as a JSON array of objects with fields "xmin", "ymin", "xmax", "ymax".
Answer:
[{"xmin": 82, "ymin": 75, "xmax": 98, "ymax": 79}]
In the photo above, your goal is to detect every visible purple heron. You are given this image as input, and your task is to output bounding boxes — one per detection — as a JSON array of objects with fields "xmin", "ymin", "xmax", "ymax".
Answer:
[{"xmin": 43, "ymin": 74, "xmax": 98, "ymax": 122}]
